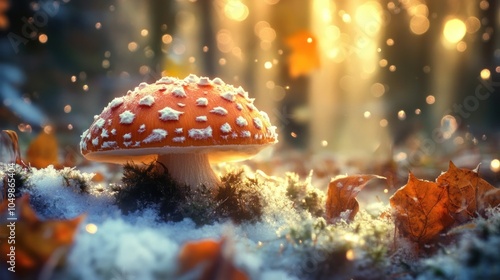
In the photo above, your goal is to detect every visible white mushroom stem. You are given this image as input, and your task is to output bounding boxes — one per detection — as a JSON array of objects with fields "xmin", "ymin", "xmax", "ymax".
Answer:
[{"xmin": 155, "ymin": 153, "xmax": 220, "ymax": 189}]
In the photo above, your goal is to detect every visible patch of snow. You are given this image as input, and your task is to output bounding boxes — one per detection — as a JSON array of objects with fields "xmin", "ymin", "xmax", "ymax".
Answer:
[
  {"xmin": 143, "ymin": 129, "xmax": 168, "ymax": 143},
  {"xmin": 210, "ymin": 106, "xmax": 228, "ymax": 116},
  {"xmin": 236, "ymin": 116, "xmax": 248, "ymax": 127},
  {"xmin": 253, "ymin": 118, "xmax": 263, "ymax": 129},
  {"xmin": 212, "ymin": 77, "xmax": 224, "ymax": 85},
  {"xmin": 119, "ymin": 110, "xmax": 135, "ymax": 124},
  {"xmin": 221, "ymin": 122, "xmax": 232, "ymax": 133},
  {"xmin": 108, "ymin": 97, "xmax": 124, "ymax": 109},
  {"xmin": 198, "ymin": 77, "xmax": 211, "ymax": 86},
  {"xmin": 139, "ymin": 95, "xmax": 155, "ymax": 106},
  {"xmin": 138, "ymin": 82, "xmax": 149, "ymax": 90},
  {"xmin": 157, "ymin": 77, "xmax": 175, "ymax": 84},
  {"xmin": 172, "ymin": 136, "xmax": 186, "ymax": 143},
  {"xmin": 241, "ymin": 131, "xmax": 251, "ymax": 138},
  {"xmin": 159, "ymin": 107, "xmax": 184, "ymax": 121},
  {"xmin": 101, "ymin": 129, "xmax": 109, "ymax": 138},
  {"xmin": 172, "ymin": 86, "xmax": 187, "ymax": 98},
  {"xmin": 221, "ymin": 91, "xmax": 236, "ymax": 102},
  {"xmin": 188, "ymin": 126, "xmax": 213, "ymax": 140},
  {"xmin": 196, "ymin": 97, "xmax": 208, "ymax": 106},
  {"xmin": 102, "ymin": 141, "xmax": 118, "ymax": 149}
]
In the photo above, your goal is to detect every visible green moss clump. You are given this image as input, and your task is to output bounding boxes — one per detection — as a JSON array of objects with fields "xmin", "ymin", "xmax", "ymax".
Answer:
[
  {"xmin": 114, "ymin": 162, "xmax": 190, "ymax": 222},
  {"xmin": 214, "ymin": 170, "xmax": 263, "ymax": 224},
  {"xmin": 61, "ymin": 167, "xmax": 91, "ymax": 194},
  {"xmin": 285, "ymin": 173, "xmax": 325, "ymax": 217},
  {"xmin": 114, "ymin": 164, "xmax": 263, "ymax": 225}
]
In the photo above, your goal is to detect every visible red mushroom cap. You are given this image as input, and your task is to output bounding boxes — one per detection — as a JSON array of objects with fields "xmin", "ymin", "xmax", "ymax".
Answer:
[{"xmin": 80, "ymin": 75, "xmax": 278, "ymax": 164}]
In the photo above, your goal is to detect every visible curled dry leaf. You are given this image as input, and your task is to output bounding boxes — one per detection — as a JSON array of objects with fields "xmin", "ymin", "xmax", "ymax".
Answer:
[
  {"xmin": 389, "ymin": 173, "xmax": 454, "ymax": 245},
  {"xmin": 326, "ymin": 174, "xmax": 385, "ymax": 222},
  {"xmin": 0, "ymin": 130, "xmax": 25, "ymax": 166},
  {"xmin": 437, "ymin": 161, "xmax": 499, "ymax": 221},
  {"xmin": 0, "ymin": 195, "xmax": 84, "ymax": 274},
  {"xmin": 177, "ymin": 237, "xmax": 249, "ymax": 280}
]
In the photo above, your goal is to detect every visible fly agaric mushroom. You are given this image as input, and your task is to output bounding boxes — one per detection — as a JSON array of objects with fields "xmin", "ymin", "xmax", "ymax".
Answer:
[{"xmin": 80, "ymin": 75, "xmax": 278, "ymax": 188}]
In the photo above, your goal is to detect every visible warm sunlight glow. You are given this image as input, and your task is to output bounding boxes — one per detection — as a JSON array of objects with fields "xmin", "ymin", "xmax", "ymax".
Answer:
[{"xmin": 443, "ymin": 19, "xmax": 466, "ymax": 43}]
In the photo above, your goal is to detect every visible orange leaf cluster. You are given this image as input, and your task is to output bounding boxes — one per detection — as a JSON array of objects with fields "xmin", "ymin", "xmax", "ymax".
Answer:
[
  {"xmin": 0, "ymin": 195, "xmax": 84, "ymax": 274},
  {"xmin": 325, "ymin": 174, "xmax": 385, "ymax": 222},
  {"xmin": 26, "ymin": 131, "xmax": 61, "ymax": 169},
  {"xmin": 390, "ymin": 162, "xmax": 500, "ymax": 246},
  {"xmin": 177, "ymin": 238, "xmax": 249, "ymax": 280}
]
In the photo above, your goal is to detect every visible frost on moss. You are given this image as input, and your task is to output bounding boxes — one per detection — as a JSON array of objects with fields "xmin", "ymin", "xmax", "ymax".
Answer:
[
  {"xmin": 417, "ymin": 207, "xmax": 500, "ymax": 280},
  {"xmin": 285, "ymin": 172, "xmax": 325, "ymax": 217},
  {"xmin": 283, "ymin": 210, "xmax": 395, "ymax": 279}
]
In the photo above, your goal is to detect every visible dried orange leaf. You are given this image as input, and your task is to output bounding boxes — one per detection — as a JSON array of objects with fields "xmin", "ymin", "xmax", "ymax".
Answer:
[
  {"xmin": 285, "ymin": 30, "xmax": 320, "ymax": 78},
  {"xmin": 437, "ymin": 161, "xmax": 499, "ymax": 220},
  {"xmin": 26, "ymin": 131, "xmax": 60, "ymax": 169},
  {"xmin": 0, "ymin": 195, "xmax": 84, "ymax": 274},
  {"xmin": 326, "ymin": 174, "xmax": 385, "ymax": 222},
  {"xmin": 390, "ymin": 173, "xmax": 453, "ymax": 245},
  {"xmin": 177, "ymin": 238, "xmax": 249, "ymax": 280}
]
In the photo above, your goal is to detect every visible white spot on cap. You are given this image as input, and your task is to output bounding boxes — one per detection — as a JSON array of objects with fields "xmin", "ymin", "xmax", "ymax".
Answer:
[
  {"xmin": 221, "ymin": 91, "xmax": 236, "ymax": 102},
  {"xmin": 138, "ymin": 124, "xmax": 146, "ymax": 133},
  {"xmin": 188, "ymin": 126, "xmax": 213, "ymax": 140},
  {"xmin": 94, "ymin": 118, "xmax": 105, "ymax": 129},
  {"xmin": 177, "ymin": 103, "xmax": 186, "ymax": 107},
  {"xmin": 231, "ymin": 132, "xmax": 238, "ymax": 138},
  {"xmin": 101, "ymin": 129, "xmax": 109, "ymax": 138},
  {"xmin": 259, "ymin": 111, "xmax": 271, "ymax": 123},
  {"xmin": 240, "ymin": 131, "xmax": 251, "ymax": 138},
  {"xmin": 210, "ymin": 106, "xmax": 228, "ymax": 116},
  {"xmin": 124, "ymin": 141, "xmax": 133, "ymax": 147},
  {"xmin": 198, "ymin": 77, "xmax": 211, "ymax": 86},
  {"xmin": 173, "ymin": 136, "xmax": 186, "ymax": 143},
  {"xmin": 133, "ymin": 141, "xmax": 141, "ymax": 147},
  {"xmin": 92, "ymin": 137, "xmax": 99, "ymax": 146},
  {"xmin": 236, "ymin": 86, "xmax": 248, "ymax": 98},
  {"xmin": 159, "ymin": 107, "xmax": 184, "ymax": 121},
  {"xmin": 236, "ymin": 116, "xmax": 248, "ymax": 127},
  {"xmin": 220, "ymin": 123, "xmax": 232, "ymax": 133},
  {"xmin": 175, "ymin": 128, "xmax": 183, "ymax": 134},
  {"xmin": 138, "ymin": 82, "xmax": 149, "ymax": 90},
  {"xmin": 253, "ymin": 118, "xmax": 263, "ymax": 129},
  {"xmin": 172, "ymin": 86, "xmax": 187, "ymax": 98},
  {"xmin": 143, "ymin": 129, "xmax": 167, "ymax": 143},
  {"xmin": 236, "ymin": 103, "xmax": 243, "ymax": 110},
  {"xmin": 246, "ymin": 103, "xmax": 257, "ymax": 111},
  {"xmin": 139, "ymin": 95, "xmax": 155, "ymax": 106},
  {"xmin": 184, "ymin": 74, "xmax": 199, "ymax": 83},
  {"xmin": 123, "ymin": 133, "xmax": 132, "ymax": 140},
  {"xmin": 102, "ymin": 141, "xmax": 117, "ymax": 149},
  {"xmin": 212, "ymin": 77, "xmax": 224, "ymax": 85},
  {"xmin": 196, "ymin": 116, "xmax": 208, "ymax": 122},
  {"xmin": 81, "ymin": 129, "xmax": 90, "ymax": 140},
  {"xmin": 157, "ymin": 77, "xmax": 174, "ymax": 84},
  {"xmin": 108, "ymin": 97, "xmax": 124, "ymax": 109},
  {"xmin": 196, "ymin": 97, "xmax": 208, "ymax": 107},
  {"xmin": 119, "ymin": 110, "xmax": 135, "ymax": 124},
  {"xmin": 111, "ymin": 129, "xmax": 116, "ymax": 135},
  {"xmin": 107, "ymin": 119, "xmax": 112, "ymax": 125}
]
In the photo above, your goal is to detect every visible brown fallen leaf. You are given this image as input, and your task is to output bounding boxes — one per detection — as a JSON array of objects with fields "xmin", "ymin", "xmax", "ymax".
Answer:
[
  {"xmin": 390, "ymin": 173, "xmax": 453, "ymax": 245},
  {"xmin": 0, "ymin": 195, "xmax": 84, "ymax": 274},
  {"xmin": 285, "ymin": 30, "xmax": 320, "ymax": 78},
  {"xmin": 325, "ymin": 174, "xmax": 385, "ymax": 222},
  {"xmin": 26, "ymin": 130, "xmax": 61, "ymax": 169},
  {"xmin": 437, "ymin": 161, "xmax": 499, "ymax": 220},
  {"xmin": 178, "ymin": 238, "xmax": 249, "ymax": 280}
]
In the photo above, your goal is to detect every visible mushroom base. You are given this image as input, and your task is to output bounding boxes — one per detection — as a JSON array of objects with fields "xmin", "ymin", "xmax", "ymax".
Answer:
[{"xmin": 155, "ymin": 153, "xmax": 220, "ymax": 189}]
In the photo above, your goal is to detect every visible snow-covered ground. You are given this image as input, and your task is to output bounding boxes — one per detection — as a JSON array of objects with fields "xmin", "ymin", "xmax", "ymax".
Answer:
[{"xmin": 1, "ymin": 164, "xmax": 500, "ymax": 280}]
